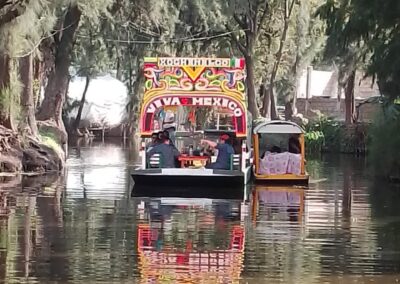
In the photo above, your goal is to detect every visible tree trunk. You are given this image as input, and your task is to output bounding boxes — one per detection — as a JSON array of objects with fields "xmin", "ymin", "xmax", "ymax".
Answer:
[
  {"xmin": 261, "ymin": 0, "xmax": 295, "ymax": 118},
  {"xmin": 73, "ymin": 76, "xmax": 90, "ymax": 131},
  {"xmin": 19, "ymin": 54, "xmax": 38, "ymax": 137},
  {"xmin": 245, "ymin": 55, "xmax": 260, "ymax": 118},
  {"xmin": 345, "ymin": 70, "xmax": 356, "ymax": 124},
  {"xmin": 260, "ymin": 83, "xmax": 271, "ymax": 119},
  {"xmin": 285, "ymin": 101, "xmax": 293, "ymax": 120},
  {"xmin": 0, "ymin": 53, "xmax": 14, "ymax": 130},
  {"xmin": 36, "ymin": 5, "xmax": 82, "ymax": 127},
  {"xmin": 270, "ymin": 88, "xmax": 279, "ymax": 120},
  {"xmin": 32, "ymin": 57, "xmax": 44, "ymax": 108},
  {"xmin": 128, "ymin": 65, "xmax": 144, "ymax": 135}
]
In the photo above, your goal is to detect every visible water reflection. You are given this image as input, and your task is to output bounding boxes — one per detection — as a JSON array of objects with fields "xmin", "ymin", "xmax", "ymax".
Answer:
[
  {"xmin": 66, "ymin": 138, "xmax": 132, "ymax": 200},
  {"xmin": 1, "ymin": 146, "xmax": 400, "ymax": 283},
  {"xmin": 251, "ymin": 186, "xmax": 305, "ymax": 224},
  {"xmin": 135, "ymin": 198, "xmax": 246, "ymax": 283}
]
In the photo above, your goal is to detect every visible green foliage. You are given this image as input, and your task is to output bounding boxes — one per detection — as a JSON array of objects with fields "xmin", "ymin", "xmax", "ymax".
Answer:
[
  {"xmin": 304, "ymin": 129, "xmax": 324, "ymax": 153},
  {"xmin": 0, "ymin": 59, "xmax": 22, "ymax": 119},
  {"xmin": 317, "ymin": 0, "xmax": 400, "ymax": 101},
  {"xmin": 303, "ymin": 114, "xmax": 341, "ymax": 152},
  {"xmin": 0, "ymin": 1, "xmax": 57, "ymax": 57},
  {"xmin": 369, "ymin": 109, "xmax": 400, "ymax": 179},
  {"xmin": 39, "ymin": 129, "xmax": 63, "ymax": 155}
]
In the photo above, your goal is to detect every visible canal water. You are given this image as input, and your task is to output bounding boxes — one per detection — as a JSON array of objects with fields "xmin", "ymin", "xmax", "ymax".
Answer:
[{"xmin": 1, "ymin": 139, "xmax": 400, "ymax": 283}]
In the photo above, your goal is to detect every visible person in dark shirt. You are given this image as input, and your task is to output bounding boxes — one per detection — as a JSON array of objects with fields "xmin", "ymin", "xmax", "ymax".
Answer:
[
  {"xmin": 201, "ymin": 134, "xmax": 234, "ymax": 170},
  {"xmin": 146, "ymin": 132, "xmax": 160, "ymax": 152},
  {"xmin": 163, "ymin": 125, "xmax": 176, "ymax": 145},
  {"xmin": 147, "ymin": 133, "xmax": 180, "ymax": 168},
  {"xmin": 288, "ymin": 135, "xmax": 301, "ymax": 154}
]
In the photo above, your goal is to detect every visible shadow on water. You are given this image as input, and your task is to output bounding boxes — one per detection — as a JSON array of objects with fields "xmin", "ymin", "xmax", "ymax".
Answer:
[
  {"xmin": 132, "ymin": 184, "xmax": 249, "ymax": 200},
  {"xmin": 1, "ymin": 143, "xmax": 400, "ymax": 283}
]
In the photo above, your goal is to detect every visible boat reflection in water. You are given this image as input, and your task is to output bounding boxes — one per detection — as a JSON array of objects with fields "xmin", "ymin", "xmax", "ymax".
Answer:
[
  {"xmin": 135, "ymin": 198, "xmax": 246, "ymax": 284},
  {"xmin": 251, "ymin": 186, "xmax": 306, "ymax": 224}
]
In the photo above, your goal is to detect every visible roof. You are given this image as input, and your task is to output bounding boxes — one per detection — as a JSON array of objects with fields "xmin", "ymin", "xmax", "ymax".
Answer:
[{"xmin": 253, "ymin": 120, "xmax": 304, "ymax": 134}]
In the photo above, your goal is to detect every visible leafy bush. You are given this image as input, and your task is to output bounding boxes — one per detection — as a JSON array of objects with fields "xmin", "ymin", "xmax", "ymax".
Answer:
[
  {"xmin": 303, "ymin": 113, "xmax": 341, "ymax": 153},
  {"xmin": 368, "ymin": 104, "xmax": 400, "ymax": 179}
]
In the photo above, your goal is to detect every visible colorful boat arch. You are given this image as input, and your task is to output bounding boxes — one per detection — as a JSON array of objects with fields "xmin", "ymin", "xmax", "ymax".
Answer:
[{"xmin": 139, "ymin": 57, "xmax": 248, "ymax": 137}]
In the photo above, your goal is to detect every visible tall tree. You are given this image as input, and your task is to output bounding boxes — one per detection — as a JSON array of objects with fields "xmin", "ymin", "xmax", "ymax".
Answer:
[
  {"xmin": 36, "ymin": 4, "xmax": 82, "ymax": 127},
  {"xmin": 0, "ymin": 54, "xmax": 13, "ymax": 130},
  {"xmin": 19, "ymin": 54, "xmax": 38, "ymax": 136},
  {"xmin": 282, "ymin": 0, "xmax": 325, "ymax": 120},
  {"xmin": 0, "ymin": 0, "xmax": 56, "ymax": 132},
  {"xmin": 260, "ymin": 0, "xmax": 296, "ymax": 118},
  {"xmin": 37, "ymin": 0, "xmax": 112, "ymax": 131},
  {"xmin": 225, "ymin": 0, "xmax": 270, "ymax": 118},
  {"xmin": 71, "ymin": 16, "xmax": 113, "ymax": 134},
  {"xmin": 317, "ymin": 0, "xmax": 369, "ymax": 124}
]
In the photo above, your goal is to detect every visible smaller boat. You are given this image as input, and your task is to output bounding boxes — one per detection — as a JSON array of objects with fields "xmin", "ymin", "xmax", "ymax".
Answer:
[{"xmin": 252, "ymin": 120, "xmax": 309, "ymax": 184}]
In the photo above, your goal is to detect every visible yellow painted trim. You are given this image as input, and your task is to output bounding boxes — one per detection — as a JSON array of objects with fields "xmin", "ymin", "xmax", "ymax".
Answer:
[
  {"xmin": 144, "ymin": 57, "xmax": 158, "ymax": 63},
  {"xmin": 299, "ymin": 134, "xmax": 305, "ymax": 175},
  {"xmin": 254, "ymin": 186, "xmax": 306, "ymax": 192},
  {"xmin": 181, "ymin": 66, "xmax": 206, "ymax": 81},
  {"xmin": 254, "ymin": 173, "xmax": 309, "ymax": 180},
  {"xmin": 253, "ymin": 134, "xmax": 259, "ymax": 173}
]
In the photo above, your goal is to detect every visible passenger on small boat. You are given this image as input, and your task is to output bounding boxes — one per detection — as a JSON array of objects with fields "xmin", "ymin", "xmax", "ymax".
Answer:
[
  {"xmin": 147, "ymin": 132, "xmax": 180, "ymax": 168},
  {"xmin": 201, "ymin": 134, "xmax": 234, "ymax": 170},
  {"xmin": 288, "ymin": 134, "xmax": 301, "ymax": 154}
]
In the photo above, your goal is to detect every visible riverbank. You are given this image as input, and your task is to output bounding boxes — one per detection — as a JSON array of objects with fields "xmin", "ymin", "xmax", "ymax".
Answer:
[{"xmin": 0, "ymin": 124, "xmax": 65, "ymax": 174}]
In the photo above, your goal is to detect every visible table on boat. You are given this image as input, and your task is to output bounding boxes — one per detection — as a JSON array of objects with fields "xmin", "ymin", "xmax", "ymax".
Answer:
[{"xmin": 178, "ymin": 155, "xmax": 210, "ymax": 168}]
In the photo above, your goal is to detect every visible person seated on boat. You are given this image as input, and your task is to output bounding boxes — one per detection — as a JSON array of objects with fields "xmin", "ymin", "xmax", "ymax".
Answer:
[
  {"xmin": 162, "ymin": 127, "xmax": 176, "ymax": 146},
  {"xmin": 146, "ymin": 132, "xmax": 160, "ymax": 152},
  {"xmin": 261, "ymin": 145, "xmax": 282, "ymax": 159},
  {"xmin": 288, "ymin": 134, "xmax": 301, "ymax": 154},
  {"xmin": 271, "ymin": 146, "xmax": 282, "ymax": 153},
  {"xmin": 147, "ymin": 133, "xmax": 180, "ymax": 168},
  {"xmin": 161, "ymin": 129, "xmax": 181, "ymax": 167},
  {"xmin": 201, "ymin": 134, "xmax": 234, "ymax": 170}
]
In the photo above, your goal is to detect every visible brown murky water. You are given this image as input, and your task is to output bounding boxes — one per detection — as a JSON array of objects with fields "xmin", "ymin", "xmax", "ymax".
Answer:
[{"xmin": 1, "ymin": 139, "xmax": 400, "ymax": 283}]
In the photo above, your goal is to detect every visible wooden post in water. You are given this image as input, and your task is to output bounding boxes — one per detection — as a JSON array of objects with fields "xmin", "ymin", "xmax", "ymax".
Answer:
[
  {"xmin": 305, "ymin": 66, "xmax": 313, "ymax": 115},
  {"xmin": 123, "ymin": 124, "xmax": 127, "ymax": 148},
  {"xmin": 123, "ymin": 124, "xmax": 126, "ymax": 141}
]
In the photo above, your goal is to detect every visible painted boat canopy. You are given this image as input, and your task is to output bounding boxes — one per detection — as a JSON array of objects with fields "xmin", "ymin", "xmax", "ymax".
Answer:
[
  {"xmin": 139, "ymin": 57, "xmax": 248, "ymax": 137},
  {"xmin": 253, "ymin": 120, "xmax": 304, "ymax": 134}
]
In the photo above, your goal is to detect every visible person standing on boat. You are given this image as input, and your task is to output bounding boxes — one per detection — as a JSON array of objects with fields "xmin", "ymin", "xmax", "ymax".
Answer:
[
  {"xmin": 201, "ymin": 134, "xmax": 234, "ymax": 170},
  {"xmin": 147, "ymin": 132, "xmax": 180, "ymax": 168},
  {"xmin": 162, "ymin": 110, "xmax": 176, "ymax": 145}
]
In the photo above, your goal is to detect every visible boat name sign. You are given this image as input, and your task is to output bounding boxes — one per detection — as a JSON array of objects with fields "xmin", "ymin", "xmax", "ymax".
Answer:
[
  {"xmin": 146, "ymin": 97, "xmax": 243, "ymax": 117},
  {"xmin": 158, "ymin": 57, "xmax": 230, "ymax": 67}
]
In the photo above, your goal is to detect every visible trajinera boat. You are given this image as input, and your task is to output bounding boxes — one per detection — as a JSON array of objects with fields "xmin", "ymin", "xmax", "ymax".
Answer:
[
  {"xmin": 252, "ymin": 120, "xmax": 309, "ymax": 184},
  {"xmin": 131, "ymin": 57, "xmax": 252, "ymax": 188}
]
